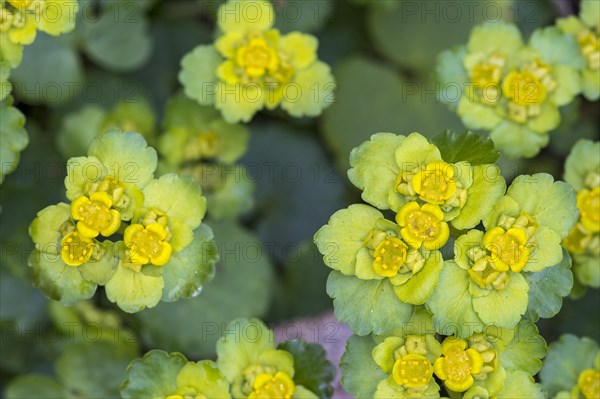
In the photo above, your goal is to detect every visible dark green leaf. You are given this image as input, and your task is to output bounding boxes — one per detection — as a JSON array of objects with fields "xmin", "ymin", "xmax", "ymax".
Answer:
[
  {"xmin": 524, "ymin": 249, "xmax": 573, "ymax": 322},
  {"xmin": 340, "ymin": 335, "xmax": 386, "ymax": 398},
  {"xmin": 432, "ymin": 130, "xmax": 500, "ymax": 165},
  {"xmin": 278, "ymin": 340, "xmax": 336, "ymax": 399}
]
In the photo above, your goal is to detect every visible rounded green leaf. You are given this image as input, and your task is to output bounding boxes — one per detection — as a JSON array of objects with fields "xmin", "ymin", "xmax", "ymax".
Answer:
[
  {"xmin": 80, "ymin": 1, "xmax": 151, "ymax": 71},
  {"xmin": 471, "ymin": 272, "xmax": 529, "ymax": 328},
  {"xmin": 56, "ymin": 105, "xmax": 106, "ymax": 159},
  {"xmin": 529, "ymin": 26, "xmax": 586, "ymax": 69},
  {"xmin": 340, "ymin": 335, "xmax": 387, "ymax": 398},
  {"xmin": 160, "ymin": 223, "xmax": 217, "ymax": 302},
  {"xmin": 452, "ymin": 164, "xmax": 506, "ymax": 230},
  {"xmin": 497, "ymin": 370, "xmax": 546, "ymax": 399},
  {"xmin": 88, "ymin": 130, "xmax": 157, "ymax": 190},
  {"xmin": 104, "ymin": 264, "xmax": 164, "ymax": 313},
  {"xmin": 326, "ymin": 271, "xmax": 414, "ymax": 335},
  {"xmin": 347, "ymin": 132, "xmax": 405, "ymax": 210},
  {"xmin": 314, "ymin": 204, "xmax": 384, "ymax": 276},
  {"xmin": 179, "ymin": 45, "xmax": 222, "ymax": 106},
  {"xmin": 393, "ymin": 250, "xmax": 444, "ymax": 305},
  {"xmin": 540, "ymin": 334, "xmax": 599, "ymax": 397},
  {"xmin": 524, "ymin": 249, "xmax": 573, "ymax": 322},
  {"xmin": 426, "ymin": 261, "xmax": 483, "ymax": 338},
  {"xmin": 55, "ymin": 341, "xmax": 138, "ymax": 398},
  {"xmin": 29, "ymin": 251, "xmax": 97, "ymax": 306},
  {"xmin": 489, "ymin": 121, "xmax": 549, "ymax": 159},
  {"xmin": 564, "ymin": 139, "xmax": 600, "ymax": 191},
  {"xmin": 216, "ymin": 318, "xmax": 276, "ymax": 383},
  {"xmin": 175, "ymin": 361, "xmax": 232, "ymax": 398},
  {"xmin": 0, "ymin": 98, "xmax": 29, "ymax": 184},
  {"xmin": 500, "ymin": 320, "xmax": 546, "ymax": 375},
  {"xmin": 5, "ymin": 375, "xmax": 70, "ymax": 399},
  {"xmin": 78, "ymin": 241, "xmax": 119, "ymax": 285},
  {"xmin": 281, "ymin": 61, "xmax": 335, "ymax": 118},
  {"xmin": 11, "ymin": 34, "xmax": 83, "ymax": 105},
  {"xmin": 121, "ymin": 350, "xmax": 187, "ymax": 399}
]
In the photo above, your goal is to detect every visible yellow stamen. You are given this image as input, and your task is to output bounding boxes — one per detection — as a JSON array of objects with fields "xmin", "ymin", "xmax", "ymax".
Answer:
[
  {"xmin": 578, "ymin": 369, "xmax": 600, "ymax": 399},
  {"xmin": 433, "ymin": 338, "xmax": 484, "ymax": 393},
  {"xmin": 248, "ymin": 371, "xmax": 295, "ymax": 399},
  {"xmin": 70, "ymin": 192, "xmax": 121, "ymax": 238},
  {"xmin": 411, "ymin": 161, "xmax": 457, "ymax": 204},
  {"xmin": 396, "ymin": 201, "xmax": 450, "ymax": 250},
  {"xmin": 392, "ymin": 353, "xmax": 433, "ymax": 388},
  {"xmin": 482, "ymin": 226, "xmax": 530, "ymax": 273},
  {"xmin": 60, "ymin": 231, "xmax": 94, "ymax": 267},
  {"xmin": 372, "ymin": 237, "xmax": 408, "ymax": 277},
  {"xmin": 502, "ymin": 70, "xmax": 547, "ymax": 107},
  {"xmin": 124, "ymin": 223, "xmax": 173, "ymax": 267}
]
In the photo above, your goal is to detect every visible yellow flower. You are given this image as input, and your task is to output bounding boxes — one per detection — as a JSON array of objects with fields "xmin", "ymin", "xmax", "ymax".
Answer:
[
  {"xmin": 179, "ymin": 0, "xmax": 334, "ymax": 123},
  {"xmin": 501, "ymin": 60, "xmax": 556, "ymax": 124},
  {"xmin": 577, "ymin": 186, "xmax": 600, "ymax": 233},
  {"xmin": 249, "ymin": 371, "xmax": 295, "ymax": 399},
  {"xmin": 372, "ymin": 236, "xmax": 408, "ymax": 277},
  {"xmin": 396, "ymin": 201, "xmax": 450, "ymax": 250},
  {"xmin": 577, "ymin": 30, "xmax": 600, "ymax": 70},
  {"xmin": 60, "ymin": 231, "xmax": 94, "ymax": 267},
  {"xmin": 578, "ymin": 369, "xmax": 600, "ymax": 399},
  {"xmin": 124, "ymin": 223, "xmax": 173, "ymax": 269},
  {"xmin": 1, "ymin": 0, "xmax": 78, "ymax": 46},
  {"xmin": 70, "ymin": 192, "xmax": 121, "ymax": 239},
  {"xmin": 433, "ymin": 338, "xmax": 484, "ymax": 393},
  {"xmin": 392, "ymin": 353, "xmax": 433, "ymax": 389},
  {"xmin": 483, "ymin": 226, "xmax": 530, "ymax": 273},
  {"xmin": 411, "ymin": 161, "xmax": 457, "ymax": 205}
]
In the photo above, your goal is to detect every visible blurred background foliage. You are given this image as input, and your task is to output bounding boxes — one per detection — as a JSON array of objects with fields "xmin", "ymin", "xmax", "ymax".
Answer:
[{"xmin": 0, "ymin": 0, "xmax": 598, "ymax": 397}]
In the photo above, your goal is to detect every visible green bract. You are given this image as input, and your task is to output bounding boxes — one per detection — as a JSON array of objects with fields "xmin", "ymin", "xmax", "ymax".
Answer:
[
  {"xmin": 158, "ymin": 92, "xmax": 253, "ymax": 220},
  {"xmin": 216, "ymin": 318, "xmax": 319, "ymax": 398},
  {"xmin": 121, "ymin": 350, "xmax": 231, "ymax": 399},
  {"xmin": 316, "ymin": 131, "xmax": 509, "ymax": 335},
  {"xmin": 437, "ymin": 21, "xmax": 585, "ymax": 158},
  {"xmin": 428, "ymin": 173, "xmax": 578, "ymax": 334},
  {"xmin": 64, "ymin": 129, "xmax": 157, "ymax": 220},
  {"xmin": 540, "ymin": 334, "xmax": 600, "ymax": 399},
  {"xmin": 57, "ymin": 98, "xmax": 157, "ymax": 159},
  {"xmin": 557, "ymin": 0, "xmax": 600, "ymax": 101},
  {"xmin": 0, "ymin": 96, "xmax": 28, "ymax": 184},
  {"xmin": 348, "ymin": 132, "xmax": 506, "ymax": 229},
  {"xmin": 121, "ymin": 319, "xmax": 334, "ymax": 399},
  {"xmin": 179, "ymin": 0, "xmax": 335, "ymax": 123},
  {"xmin": 341, "ymin": 310, "xmax": 546, "ymax": 399},
  {"xmin": 562, "ymin": 139, "xmax": 600, "ymax": 293},
  {"xmin": 315, "ymin": 203, "xmax": 441, "ymax": 334},
  {"xmin": 29, "ymin": 130, "xmax": 218, "ymax": 313}
]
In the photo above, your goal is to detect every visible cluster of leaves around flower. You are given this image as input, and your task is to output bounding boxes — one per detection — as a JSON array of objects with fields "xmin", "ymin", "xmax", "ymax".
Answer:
[
  {"xmin": 120, "ymin": 318, "xmax": 336, "ymax": 399},
  {"xmin": 436, "ymin": 0, "xmax": 599, "ymax": 159},
  {"xmin": 28, "ymin": 129, "xmax": 220, "ymax": 313},
  {"xmin": 314, "ymin": 130, "xmax": 600, "ymax": 398},
  {"xmin": 56, "ymin": 91, "xmax": 255, "ymax": 221},
  {"xmin": 179, "ymin": 0, "xmax": 336, "ymax": 123}
]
